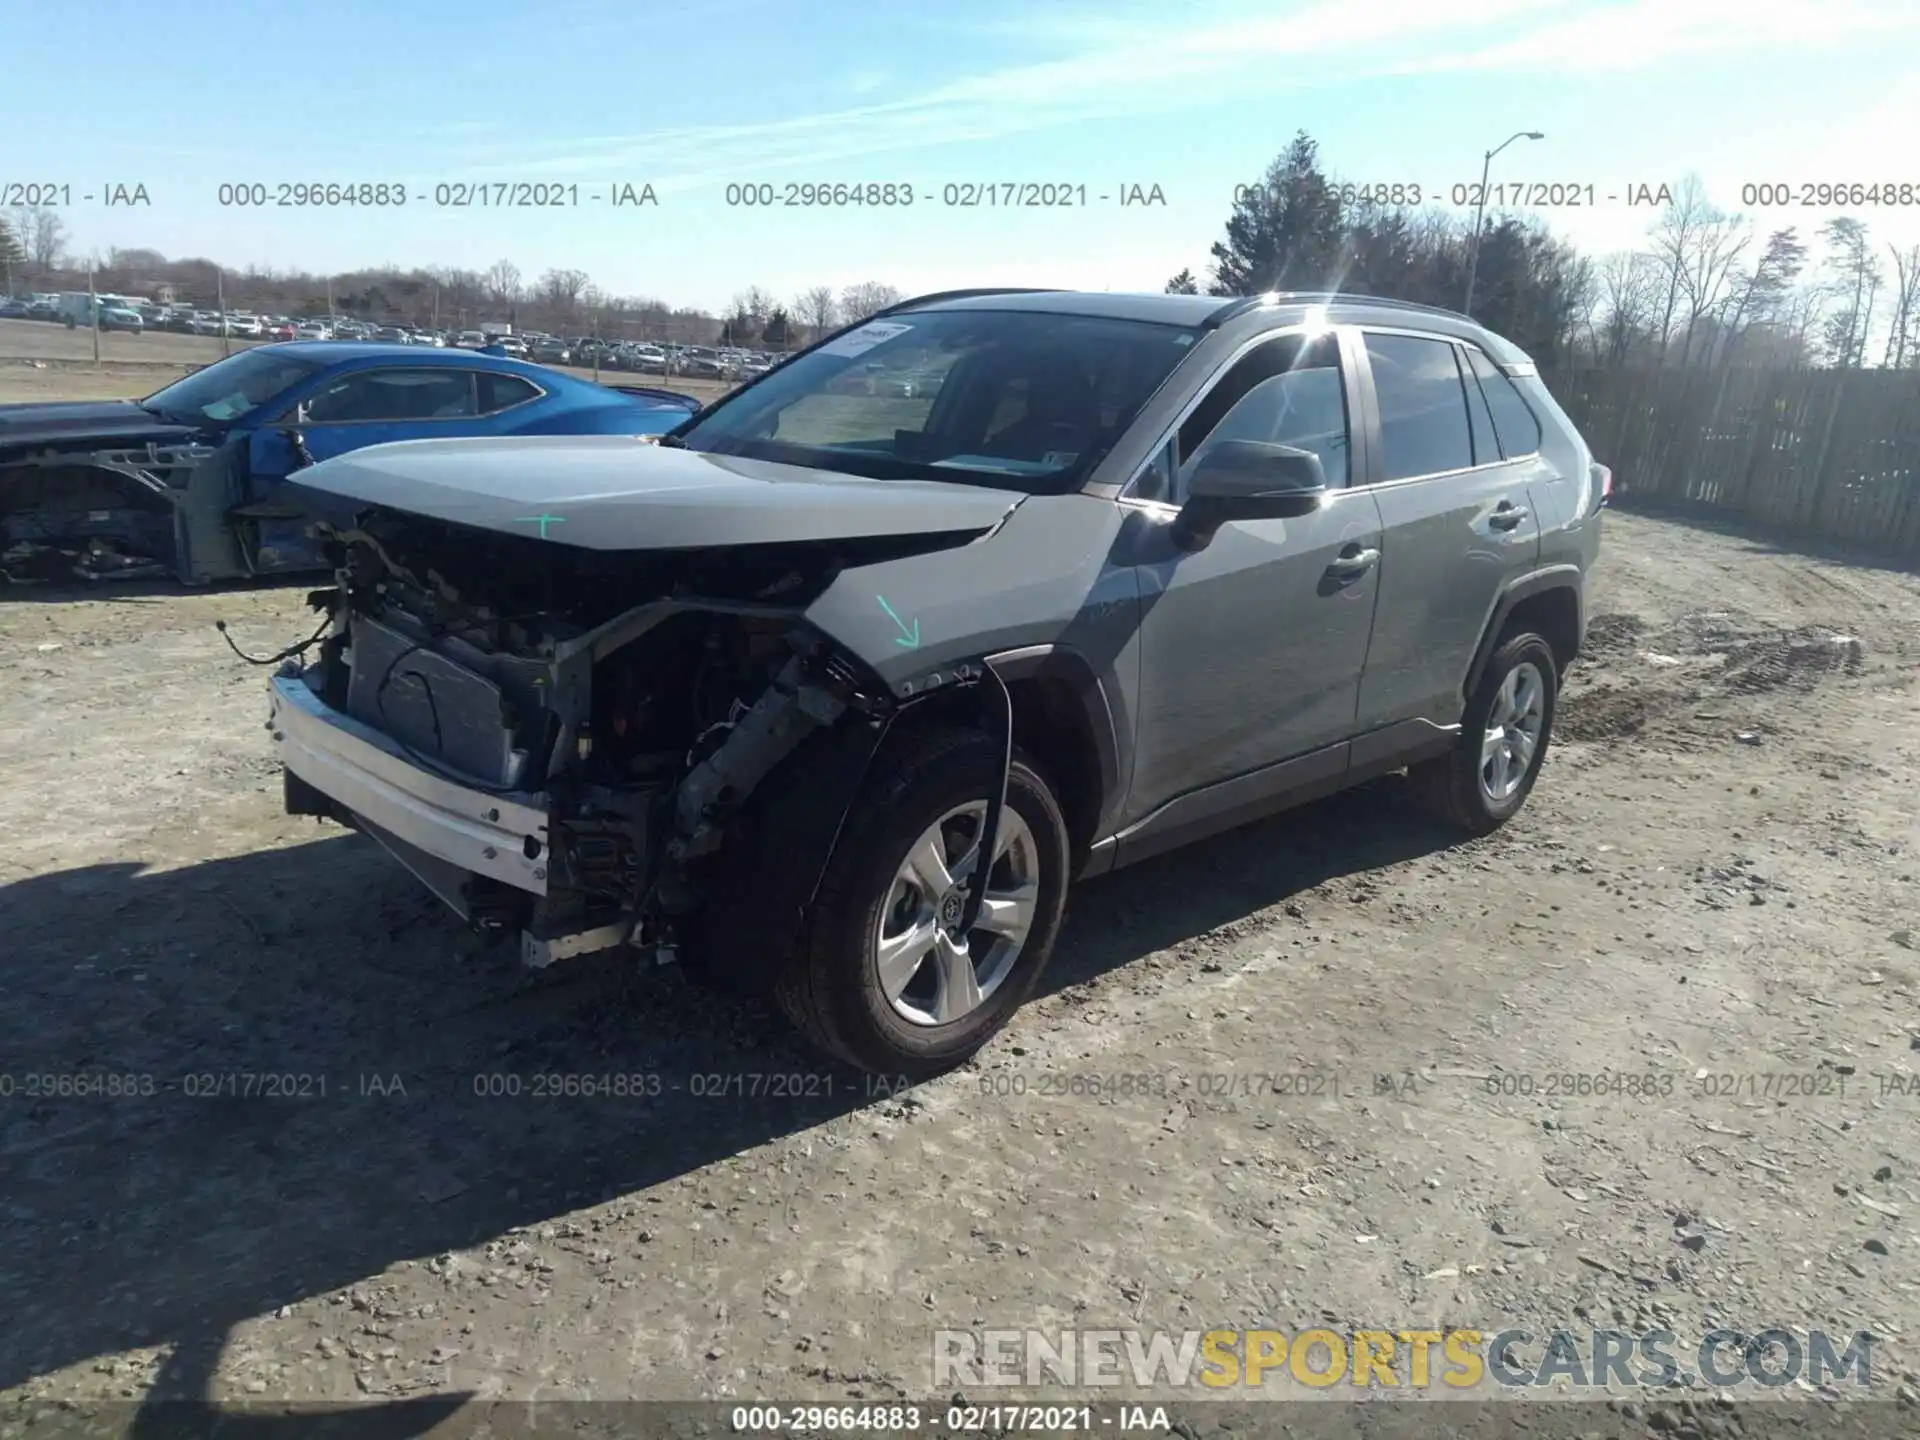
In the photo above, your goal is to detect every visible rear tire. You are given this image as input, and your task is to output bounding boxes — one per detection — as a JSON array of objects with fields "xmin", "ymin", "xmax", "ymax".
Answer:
[
  {"xmin": 1408, "ymin": 631, "xmax": 1558, "ymax": 835},
  {"xmin": 774, "ymin": 725, "xmax": 1071, "ymax": 1079}
]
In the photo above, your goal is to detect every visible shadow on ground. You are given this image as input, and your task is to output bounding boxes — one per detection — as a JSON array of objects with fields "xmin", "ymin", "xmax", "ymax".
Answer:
[{"xmin": 0, "ymin": 780, "xmax": 1453, "ymax": 1433}]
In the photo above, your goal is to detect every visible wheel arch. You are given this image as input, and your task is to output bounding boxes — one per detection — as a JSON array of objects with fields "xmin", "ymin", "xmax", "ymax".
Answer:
[{"xmin": 1463, "ymin": 567, "xmax": 1584, "ymax": 699}]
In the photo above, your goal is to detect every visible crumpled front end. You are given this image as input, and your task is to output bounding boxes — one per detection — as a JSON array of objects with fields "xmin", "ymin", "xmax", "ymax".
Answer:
[{"xmin": 268, "ymin": 503, "xmax": 984, "ymax": 966}]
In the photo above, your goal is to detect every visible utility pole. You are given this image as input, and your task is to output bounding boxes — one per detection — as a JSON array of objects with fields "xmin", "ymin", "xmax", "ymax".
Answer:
[
  {"xmin": 1464, "ymin": 130, "xmax": 1545, "ymax": 318},
  {"xmin": 216, "ymin": 267, "xmax": 231, "ymax": 356},
  {"xmin": 88, "ymin": 258, "xmax": 100, "ymax": 367}
]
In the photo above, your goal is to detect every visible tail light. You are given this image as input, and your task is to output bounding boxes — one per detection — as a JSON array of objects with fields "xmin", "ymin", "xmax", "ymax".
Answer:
[{"xmin": 1590, "ymin": 462, "xmax": 1613, "ymax": 512}]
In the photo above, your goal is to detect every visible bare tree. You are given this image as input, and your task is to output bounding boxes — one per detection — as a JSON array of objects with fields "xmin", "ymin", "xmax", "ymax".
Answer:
[
  {"xmin": 839, "ymin": 281, "xmax": 903, "ymax": 323},
  {"xmin": 537, "ymin": 267, "xmax": 591, "ymax": 316},
  {"xmin": 1716, "ymin": 228, "xmax": 1807, "ymax": 368},
  {"xmin": 794, "ymin": 285, "xmax": 839, "ymax": 338},
  {"xmin": 483, "ymin": 258, "xmax": 523, "ymax": 308},
  {"xmin": 1674, "ymin": 211, "xmax": 1751, "ymax": 366},
  {"xmin": 1645, "ymin": 175, "xmax": 1715, "ymax": 366},
  {"xmin": 1594, "ymin": 251, "xmax": 1661, "ymax": 366},
  {"xmin": 7, "ymin": 206, "xmax": 67, "ymax": 278},
  {"xmin": 0, "ymin": 214, "xmax": 22, "ymax": 293},
  {"xmin": 1817, "ymin": 217, "xmax": 1879, "ymax": 368},
  {"xmin": 1883, "ymin": 243, "xmax": 1920, "ymax": 368},
  {"xmin": 730, "ymin": 285, "xmax": 777, "ymax": 328}
]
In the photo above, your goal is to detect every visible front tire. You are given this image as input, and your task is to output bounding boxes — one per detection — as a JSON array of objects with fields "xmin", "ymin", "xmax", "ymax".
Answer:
[
  {"xmin": 774, "ymin": 725, "xmax": 1070, "ymax": 1079},
  {"xmin": 1409, "ymin": 631, "xmax": 1558, "ymax": 835}
]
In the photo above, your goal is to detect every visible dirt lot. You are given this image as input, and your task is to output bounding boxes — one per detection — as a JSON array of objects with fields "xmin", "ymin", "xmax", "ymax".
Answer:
[{"xmin": 1, "ymin": 409, "xmax": 1918, "ymax": 1429}]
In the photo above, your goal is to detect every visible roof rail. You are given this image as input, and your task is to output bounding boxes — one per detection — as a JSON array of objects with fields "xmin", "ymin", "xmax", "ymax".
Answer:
[
  {"xmin": 1206, "ymin": 290, "xmax": 1479, "ymax": 327},
  {"xmin": 877, "ymin": 287, "xmax": 1065, "ymax": 316}
]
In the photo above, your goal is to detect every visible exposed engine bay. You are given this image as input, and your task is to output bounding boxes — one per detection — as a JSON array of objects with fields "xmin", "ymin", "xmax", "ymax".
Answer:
[{"xmin": 278, "ymin": 508, "xmax": 985, "ymax": 966}]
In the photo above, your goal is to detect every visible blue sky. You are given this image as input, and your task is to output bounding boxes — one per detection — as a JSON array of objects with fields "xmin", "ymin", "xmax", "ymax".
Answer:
[{"xmin": 5, "ymin": 0, "xmax": 1919, "ymax": 312}]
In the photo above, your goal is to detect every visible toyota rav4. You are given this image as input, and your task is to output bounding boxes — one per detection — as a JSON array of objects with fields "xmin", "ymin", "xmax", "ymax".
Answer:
[{"xmin": 261, "ymin": 288, "xmax": 1609, "ymax": 1076}]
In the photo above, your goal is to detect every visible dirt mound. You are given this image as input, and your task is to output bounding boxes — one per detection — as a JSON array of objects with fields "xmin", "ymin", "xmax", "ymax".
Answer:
[
  {"xmin": 1560, "ymin": 611, "xmax": 1868, "ymax": 744},
  {"xmin": 1581, "ymin": 612, "xmax": 1647, "ymax": 654},
  {"xmin": 1556, "ymin": 681, "xmax": 1652, "ymax": 740}
]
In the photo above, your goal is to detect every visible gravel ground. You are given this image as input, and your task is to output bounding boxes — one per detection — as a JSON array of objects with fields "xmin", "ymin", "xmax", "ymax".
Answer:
[{"xmin": 1, "ymin": 463, "xmax": 1918, "ymax": 1430}]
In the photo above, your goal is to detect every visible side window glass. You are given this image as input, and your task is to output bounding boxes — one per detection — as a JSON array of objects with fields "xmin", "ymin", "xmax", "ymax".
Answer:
[
  {"xmin": 477, "ymin": 373, "xmax": 541, "ymax": 415},
  {"xmin": 1166, "ymin": 334, "xmax": 1348, "ymax": 501},
  {"xmin": 1459, "ymin": 346, "xmax": 1500, "ymax": 466},
  {"xmin": 1363, "ymin": 332, "xmax": 1473, "ymax": 479},
  {"xmin": 304, "ymin": 371, "xmax": 475, "ymax": 423},
  {"xmin": 1464, "ymin": 347, "xmax": 1543, "ymax": 457}
]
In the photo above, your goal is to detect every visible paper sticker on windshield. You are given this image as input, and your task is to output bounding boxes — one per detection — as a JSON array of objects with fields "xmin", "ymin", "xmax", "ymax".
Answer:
[
  {"xmin": 1042, "ymin": 451, "xmax": 1079, "ymax": 468},
  {"xmin": 818, "ymin": 320, "xmax": 913, "ymax": 358}
]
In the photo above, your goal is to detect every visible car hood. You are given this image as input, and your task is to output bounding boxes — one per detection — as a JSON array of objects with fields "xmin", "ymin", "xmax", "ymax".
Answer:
[
  {"xmin": 0, "ymin": 399, "xmax": 209, "ymax": 451},
  {"xmin": 283, "ymin": 435, "xmax": 1028, "ymax": 550}
]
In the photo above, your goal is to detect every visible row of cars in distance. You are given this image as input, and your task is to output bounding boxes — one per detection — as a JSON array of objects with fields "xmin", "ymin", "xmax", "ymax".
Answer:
[{"xmin": 0, "ymin": 293, "xmax": 784, "ymax": 377}]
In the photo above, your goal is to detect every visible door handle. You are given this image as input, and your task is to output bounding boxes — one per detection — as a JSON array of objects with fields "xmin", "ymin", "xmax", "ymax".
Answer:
[
  {"xmin": 1324, "ymin": 545, "xmax": 1379, "ymax": 578},
  {"xmin": 1489, "ymin": 504, "xmax": 1530, "ymax": 531}
]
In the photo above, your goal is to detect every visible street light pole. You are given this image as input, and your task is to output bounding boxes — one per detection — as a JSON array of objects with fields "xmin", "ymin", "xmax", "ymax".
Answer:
[{"xmin": 1463, "ymin": 130, "xmax": 1544, "ymax": 318}]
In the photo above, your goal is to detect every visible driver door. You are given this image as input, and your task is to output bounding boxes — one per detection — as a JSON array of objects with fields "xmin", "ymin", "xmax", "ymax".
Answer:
[{"xmin": 1121, "ymin": 328, "xmax": 1385, "ymax": 841}]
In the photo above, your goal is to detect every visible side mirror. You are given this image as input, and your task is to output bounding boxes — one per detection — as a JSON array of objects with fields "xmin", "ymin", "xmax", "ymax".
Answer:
[{"xmin": 1170, "ymin": 441, "xmax": 1328, "ymax": 549}]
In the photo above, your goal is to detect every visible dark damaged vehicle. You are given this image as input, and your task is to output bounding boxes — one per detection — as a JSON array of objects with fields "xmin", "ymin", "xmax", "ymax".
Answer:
[
  {"xmin": 263, "ymin": 289, "xmax": 1608, "ymax": 1075},
  {"xmin": 0, "ymin": 343, "xmax": 700, "ymax": 583}
]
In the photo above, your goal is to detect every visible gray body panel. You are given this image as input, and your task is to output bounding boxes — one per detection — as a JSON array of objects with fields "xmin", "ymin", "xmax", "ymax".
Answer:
[
  {"xmin": 1354, "ymin": 463, "xmax": 1542, "ymax": 731},
  {"xmin": 1123, "ymin": 490, "xmax": 1384, "ymax": 824},
  {"xmin": 284, "ymin": 435, "xmax": 1029, "ymax": 548}
]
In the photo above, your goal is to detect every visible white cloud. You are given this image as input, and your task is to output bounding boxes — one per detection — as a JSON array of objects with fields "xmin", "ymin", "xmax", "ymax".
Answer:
[{"xmin": 429, "ymin": 0, "xmax": 1920, "ymax": 186}]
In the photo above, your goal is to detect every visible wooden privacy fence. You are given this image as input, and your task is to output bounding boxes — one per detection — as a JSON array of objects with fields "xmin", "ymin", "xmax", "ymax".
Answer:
[{"xmin": 1542, "ymin": 366, "xmax": 1920, "ymax": 560}]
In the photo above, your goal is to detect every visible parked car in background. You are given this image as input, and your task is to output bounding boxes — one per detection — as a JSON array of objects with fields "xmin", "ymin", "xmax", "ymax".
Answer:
[
  {"xmin": 25, "ymin": 299, "xmax": 60, "ymax": 321},
  {"xmin": 454, "ymin": 330, "xmax": 488, "ymax": 349},
  {"xmin": 529, "ymin": 337, "xmax": 572, "ymax": 364},
  {"xmin": 190, "ymin": 313, "xmax": 228, "ymax": 336},
  {"xmin": 96, "ymin": 306, "xmax": 144, "ymax": 333},
  {"xmin": 374, "ymin": 327, "xmax": 411, "ymax": 344},
  {"xmin": 268, "ymin": 322, "xmax": 297, "ymax": 341},
  {"xmin": 0, "ymin": 298, "xmax": 29, "ymax": 319},
  {"xmin": 0, "ymin": 342, "xmax": 704, "ymax": 584},
  {"xmin": 227, "ymin": 315, "xmax": 265, "ymax": 339},
  {"xmin": 294, "ymin": 322, "xmax": 332, "ymax": 341}
]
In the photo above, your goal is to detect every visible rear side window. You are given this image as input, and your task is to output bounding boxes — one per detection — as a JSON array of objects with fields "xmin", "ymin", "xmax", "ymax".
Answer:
[
  {"xmin": 1464, "ymin": 346, "xmax": 1543, "ymax": 458},
  {"xmin": 1363, "ymin": 332, "xmax": 1473, "ymax": 480},
  {"xmin": 477, "ymin": 373, "xmax": 542, "ymax": 414},
  {"xmin": 1459, "ymin": 346, "xmax": 1500, "ymax": 466},
  {"xmin": 305, "ymin": 370, "xmax": 476, "ymax": 422}
]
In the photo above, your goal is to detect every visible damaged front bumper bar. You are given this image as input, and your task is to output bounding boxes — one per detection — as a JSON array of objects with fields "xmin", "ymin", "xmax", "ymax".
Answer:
[{"xmin": 269, "ymin": 669, "xmax": 562, "ymax": 923}]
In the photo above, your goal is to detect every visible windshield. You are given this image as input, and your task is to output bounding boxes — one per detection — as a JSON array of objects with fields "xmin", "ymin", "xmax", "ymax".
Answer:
[
  {"xmin": 669, "ymin": 308, "xmax": 1201, "ymax": 493},
  {"xmin": 143, "ymin": 349, "xmax": 323, "ymax": 423}
]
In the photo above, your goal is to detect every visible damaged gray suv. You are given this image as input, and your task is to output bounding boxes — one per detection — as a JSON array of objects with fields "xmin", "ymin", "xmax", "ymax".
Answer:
[{"xmin": 265, "ymin": 288, "xmax": 1609, "ymax": 1076}]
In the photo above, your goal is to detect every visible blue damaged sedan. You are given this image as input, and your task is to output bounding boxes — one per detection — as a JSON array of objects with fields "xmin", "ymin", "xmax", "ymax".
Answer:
[{"xmin": 0, "ymin": 342, "xmax": 703, "ymax": 583}]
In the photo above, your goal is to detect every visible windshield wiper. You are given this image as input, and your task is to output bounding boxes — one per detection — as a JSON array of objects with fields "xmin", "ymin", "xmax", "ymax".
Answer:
[{"xmin": 655, "ymin": 433, "xmax": 688, "ymax": 448}]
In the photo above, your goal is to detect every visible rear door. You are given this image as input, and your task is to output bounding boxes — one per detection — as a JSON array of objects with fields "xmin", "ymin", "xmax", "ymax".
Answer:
[{"xmin": 1351, "ymin": 329, "xmax": 1542, "ymax": 733}]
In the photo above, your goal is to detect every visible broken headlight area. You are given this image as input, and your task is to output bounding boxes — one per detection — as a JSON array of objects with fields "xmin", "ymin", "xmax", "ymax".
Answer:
[{"xmin": 279, "ymin": 511, "xmax": 905, "ymax": 965}]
